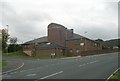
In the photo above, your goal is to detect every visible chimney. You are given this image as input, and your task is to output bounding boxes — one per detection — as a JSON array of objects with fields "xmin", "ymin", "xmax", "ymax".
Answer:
[{"xmin": 70, "ymin": 29, "xmax": 73, "ymax": 33}]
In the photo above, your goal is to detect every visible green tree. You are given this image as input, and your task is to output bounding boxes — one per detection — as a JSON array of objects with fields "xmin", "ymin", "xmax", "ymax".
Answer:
[
  {"xmin": 8, "ymin": 37, "xmax": 22, "ymax": 52},
  {"xmin": 118, "ymin": 45, "xmax": 120, "ymax": 48},
  {"xmin": 8, "ymin": 44, "xmax": 22, "ymax": 52},
  {"xmin": 95, "ymin": 39, "xmax": 104, "ymax": 42},
  {"xmin": 2, "ymin": 29, "xmax": 9, "ymax": 53}
]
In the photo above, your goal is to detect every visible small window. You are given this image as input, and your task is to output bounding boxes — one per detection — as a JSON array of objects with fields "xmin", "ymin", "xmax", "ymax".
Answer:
[
  {"xmin": 76, "ymin": 50, "xmax": 79, "ymax": 53},
  {"xmin": 60, "ymin": 50, "xmax": 63, "ymax": 52},
  {"xmin": 70, "ymin": 49, "xmax": 73, "ymax": 52},
  {"xmin": 95, "ymin": 43, "xmax": 97, "ymax": 46},
  {"xmin": 46, "ymin": 42, "xmax": 51, "ymax": 45},
  {"xmin": 80, "ymin": 43, "xmax": 84, "ymax": 46}
]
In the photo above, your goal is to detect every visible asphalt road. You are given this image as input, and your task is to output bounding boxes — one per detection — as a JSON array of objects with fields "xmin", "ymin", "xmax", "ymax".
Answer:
[{"xmin": 2, "ymin": 52, "xmax": 119, "ymax": 80}]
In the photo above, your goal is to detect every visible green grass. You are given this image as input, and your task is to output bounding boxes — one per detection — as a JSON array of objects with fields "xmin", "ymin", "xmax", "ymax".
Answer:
[
  {"xmin": 0, "ymin": 61, "xmax": 8, "ymax": 68},
  {"xmin": 2, "ymin": 51, "xmax": 29, "ymax": 58},
  {"xmin": 32, "ymin": 55, "xmax": 67, "ymax": 59},
  {"xmin": 109, "ymin": 70, "xmax": 120, "ymax": 81},
  {"xmin": 2, "ymin": 51, "xmax": 67, "ymax": 59}
]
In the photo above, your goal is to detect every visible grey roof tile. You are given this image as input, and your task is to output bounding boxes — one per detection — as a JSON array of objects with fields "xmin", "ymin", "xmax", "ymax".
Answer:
[{"xmin": 24, "ymin": 36, "xmax": 48, "ymax": 44}]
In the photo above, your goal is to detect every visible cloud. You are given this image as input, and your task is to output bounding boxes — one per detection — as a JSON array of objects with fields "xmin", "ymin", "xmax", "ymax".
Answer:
[
  {"xmin": 1, "ymin": 2, "xmax": 52, "ymax": 43},
  {"xmin": 0, "ymin": 0, "xmax": 118, "ymax": 43}
]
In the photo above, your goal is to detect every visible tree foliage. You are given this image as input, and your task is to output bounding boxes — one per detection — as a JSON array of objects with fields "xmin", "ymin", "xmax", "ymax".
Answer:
[
  {"xmin": 95, "ymin": 39, "xmax": 104, "ymax": 42},
  {"xmin": 2, "ymin": 29, "xmax": 9, "ymax": 53},
  {"xmin": 8, "ymin": 44, "xmax": 22, "ymax": 53},
  {"xmin": 118, "ymin": 45, "xmax": 120, "ymax": 48},
  {"xmin": 9, "ymin": 37, "xmax": 17, "ymax": 44}
]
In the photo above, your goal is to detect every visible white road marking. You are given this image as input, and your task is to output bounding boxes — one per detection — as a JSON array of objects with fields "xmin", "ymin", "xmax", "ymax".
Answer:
[
  {"xmin": 45, "ymin": 65, "xmax": 48, "ymax": 67},
  {"xmin": 3, "ymin": 74, "xmax": 8, "ymax": 76},
  {"xmin": 1, "ymin": 62, "xmax": 24, "ymax": 75},
  {"xmin": 79, "ymin": 64, "xmax": 86, "ymax": 67},
  {"xmin": 20, "ymin": 67, "xmax": 42, "ymax": 73},
  {"xmin": 40, "ymin": 71, "xmax": 63, "ymax": 79},
  {"xmin": 79, "ymin": 60, "xmax": 98, "ymax": 67},
  {"xmin": 26, "ymin": 74, "xmax": 37, "ymax": 77},
  {"xmin": 10, "ymin": 73, "xmax": 15, "ymax": 75},
  {"xmin": 4, "ymin": 75, "xmax": 11, "ymax": 78}
]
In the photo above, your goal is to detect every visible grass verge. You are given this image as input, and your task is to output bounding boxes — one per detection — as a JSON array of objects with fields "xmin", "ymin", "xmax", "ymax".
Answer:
[
  {"xmin": 2, "ymin": 51, "xmax": 29, "ymax": 57},
  {"xmin": 108, "ymin": 69, "xmax": 120, "ymax": 81},
  {"xmin": 2, "ymin": 51, "xmax": 67, "ymax": 59},
  {"xmin": 0, "ymin": 61, "xmax": 8, "ymax": 68}
]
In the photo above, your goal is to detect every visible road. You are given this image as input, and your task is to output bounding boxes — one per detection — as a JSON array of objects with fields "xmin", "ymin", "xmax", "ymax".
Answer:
[{"xmin": 2, "ymin": 52, "xmax": 119, "ymax": 80}]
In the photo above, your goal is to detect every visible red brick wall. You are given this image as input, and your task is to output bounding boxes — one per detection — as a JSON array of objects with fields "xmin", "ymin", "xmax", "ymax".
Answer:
[
  {"xmin": 48, "ymin": 27, "xmax": 65, "ymax": 46},
  {"xmin": 36, "ymin": 48, "xmax": 63, "ymax": 56},
  {"xmin": 22, "ymin": 45, "xmax": 34, "ymax": 56},
  {"xmin": 48, "ymin": 24, "xmax": 73, "ymax": 47},
  {"xmin": 80, "ymin": 48, "xmax": 120, "ymax": 56},
  {"xmin": 66, "ymin": 38, "xmax": 102, "ymax": 56}
]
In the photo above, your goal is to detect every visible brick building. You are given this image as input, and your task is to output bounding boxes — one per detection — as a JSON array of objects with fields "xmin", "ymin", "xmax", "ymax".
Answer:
[{"xmin": 22, "ymin": 23, "xmax": 102, "ymax": 56}]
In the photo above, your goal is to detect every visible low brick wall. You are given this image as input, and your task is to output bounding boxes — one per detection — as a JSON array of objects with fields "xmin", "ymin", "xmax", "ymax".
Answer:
[
  {"xmin": 80, "ymin": 49, "xmax": 120, "ymax": 56},
  {"xmin": 35, "ymin": 48, "xmax": 63, "ymax": 56}
]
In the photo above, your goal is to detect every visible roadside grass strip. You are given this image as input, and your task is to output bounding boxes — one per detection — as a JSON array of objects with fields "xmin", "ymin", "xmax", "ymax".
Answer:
[
  {"xmin": 0, "ymin": 62, "xmax": 24, "ymax": 75},
  {"xmin": 107, "ymin": 68, "xmax": 120, "ymax": 81},
  {"xmin": 0, "ymin": 61, "xmax": 8, "ymax": 68}
]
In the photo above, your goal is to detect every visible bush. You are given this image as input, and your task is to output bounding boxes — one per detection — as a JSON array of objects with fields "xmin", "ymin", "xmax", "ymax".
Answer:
[{"xmin": 8, "ymin": 44, "xmax": 22, "ymax": 53}]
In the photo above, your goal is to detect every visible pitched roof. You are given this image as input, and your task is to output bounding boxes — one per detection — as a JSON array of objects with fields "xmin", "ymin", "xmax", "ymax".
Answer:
[
  {"xmin": 66, "ymin": 33, "xmax": 100, "ymax": 44},
  {"xmin": 24, "ymin": 36, "xmax": 48, "ymax": 44},
  {"xmin": 72, "ymin": 33, "xmax": 84, "ymax": 39},
  {"xmin": 36, "ymin": 42, "xmax": 65, "ymax": 49},
  {"xmin": 95, "ymin": 39, "xmax": 120, "ymax": 47}
]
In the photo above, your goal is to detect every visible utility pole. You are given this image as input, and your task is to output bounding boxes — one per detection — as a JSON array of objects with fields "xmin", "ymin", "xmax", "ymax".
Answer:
[
  {"xmin": 84, "ymin": 32, "xmax": 87, "ymax": 52},
  {"xmin": 6, "ymin": 25, "xmax": 9, "ymax": 34},
  {"xmin": 6, "ymin": 25, "xmax": 9, "ymax": 54},
  {"xmin": 65, "ymin": 31, "xmax": 68, "ymax": 56}
]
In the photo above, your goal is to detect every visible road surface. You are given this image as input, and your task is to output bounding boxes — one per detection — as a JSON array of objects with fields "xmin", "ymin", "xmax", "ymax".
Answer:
[{"xmin": 2, "ymin": 52, "xmax": 119, "ymax": 80}]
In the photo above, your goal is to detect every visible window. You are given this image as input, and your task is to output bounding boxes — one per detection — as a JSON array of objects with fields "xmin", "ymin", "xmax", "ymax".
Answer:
[
  {"xmin": 60, "ymin": 50, "xmax": 63, "ymax": 52},
  {"xmin": 95, "ymin": 43, "xmax": 97, "ymax": 46},
  {"xmin": 70, "ymin": 49, "xmax": 73, "ymax": 52},
  {"xmin": 76, "ymin": 50, "xmax": 80, "ymax": 53},
  {"xmin": 46, "ymin": 42, "xmax": 51, "ymax": 45},
  {"xmin": 80, "ymin": 43, "xmax": 84, "ymax": 46}
]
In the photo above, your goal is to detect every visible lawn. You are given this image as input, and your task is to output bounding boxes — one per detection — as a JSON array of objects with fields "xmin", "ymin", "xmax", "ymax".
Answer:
[
  {"xmin": 109, "ymin": 70, "xmax": 120, "ymax": 81},
  {"xmin": 0, "ymin": 61, "xmax": 8, "ymax": 68},
  {"xmin": 2, "ymin": 51, "xmax": 29, "ymax": 58},
  {"xmin": 2, "ymin": 51, "xmax": 67, "ymax": 59}
]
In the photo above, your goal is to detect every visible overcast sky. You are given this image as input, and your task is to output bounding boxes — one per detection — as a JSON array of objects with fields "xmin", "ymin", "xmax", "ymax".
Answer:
[{"xmin": 0, "ymin": 0, "xmax": 119, "ymax": 43}]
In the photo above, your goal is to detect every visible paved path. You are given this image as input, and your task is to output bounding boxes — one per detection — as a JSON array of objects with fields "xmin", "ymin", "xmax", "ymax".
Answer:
[
  {"xmin": 2, "ymin": 61, "xmax": 23, "ymax": 73},
  {"xmin": 2, "ymin": 52, "xmax": 119, "ymax": 80}
]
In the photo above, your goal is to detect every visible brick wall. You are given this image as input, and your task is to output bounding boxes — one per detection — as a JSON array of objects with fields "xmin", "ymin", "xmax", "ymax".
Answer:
[
  {"xmin": 48, "ymin": 27, "xmax": 65, "ymax": 46},
  {"xmin": 66, "ymin": 38, "xmax": 102, "ymax": 56},
  {"xmin": 36, "ymin": 48, "xmax": 63, "ymax": 56},
  {"xmin": 66, "ymin": 39, "xmax": 102, "ymax": 50},
  {"xmin": 22, "ymin": 45, "xmax": 34, "ymax": 56},
  {"xmin": 80, "ymin": 48, "xmax": 120, "ymax": 56},
  {"xmin": 48, "ymin": 23, "xmax": 73, "ymax": 47}
]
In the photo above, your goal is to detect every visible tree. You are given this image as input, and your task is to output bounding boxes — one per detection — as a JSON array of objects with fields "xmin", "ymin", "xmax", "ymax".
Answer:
[
  {"xmin": 8, "ymin": 37, "xmax": 22, "ymax": 52},
  {"xmin": 8, "ymin": 44, "xmax": 22, "ymax": 52},
  {"xmin": 9, "ymin": 37, "xmax": 17, "ymax": 44},
  {"xmin": 118, "ymin": 45, "xmax": 120, "ymax": 48},
  {"xmin": 2, "ymin": 29, "xmax": 9, "ymax": 53},
  {"xmin": 95, "ymin": 39, "xmax": 104, "ymax": 42}
]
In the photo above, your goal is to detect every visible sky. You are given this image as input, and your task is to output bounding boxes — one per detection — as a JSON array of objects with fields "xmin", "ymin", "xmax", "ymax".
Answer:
[{"xmin": 0, "ymin": 0, "xmax": 119, "ymax": 43}]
